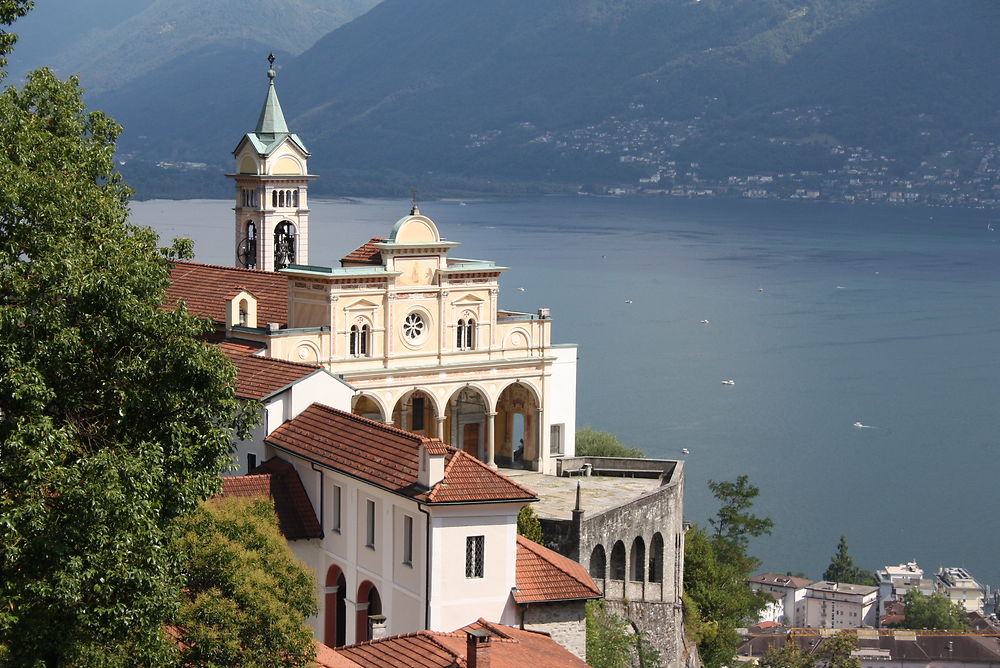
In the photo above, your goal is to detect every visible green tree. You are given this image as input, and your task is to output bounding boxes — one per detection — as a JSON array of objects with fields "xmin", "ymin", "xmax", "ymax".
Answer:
[
  {"xmin": 817, "ymin": 631, "xmax": 860, "ymax": 668},
  {"xmin": 517, "ymin": 504, "xmax": 544, "ymax": 544},
  {"xmin": 822, "ymin": 536, "xmax": 876, "ymax": 586},
  {"xmin": 0, "ymin": 0, "xmax": 31, "ymax": 70},
  {"xmin": 586, "ymin": 600, "xmax": 661, "ymax": 668},
  {"xmin": 683, "ymin": 526, "xmax": 771, "ymax": 668},
  {"xmin": 708, "ymin": 475, "xmax": 774, "ymax": 571},
  {"xmin": 899, "ymin": 590, "xmax": 969, "ymax": 631},
  {"xmin": 172, "ymin": 497, "xmax": 318, "ymax": 666},
  {"xmin": 0, "ymin": 13, "xmax": 255, "ymax": 662},
  {"xmin": 576, "ymin": 426, "xmax": 645, "ymax": 458}
]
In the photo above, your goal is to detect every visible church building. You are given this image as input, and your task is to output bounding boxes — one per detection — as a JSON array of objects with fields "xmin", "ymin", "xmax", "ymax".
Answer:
[
  {"xmin": 173, "ymin": 60, "xmax": 578, "ymax": 476},
  {"xmin": 166, "ymin": 61, "xmax": 602, "ymax": 656}
]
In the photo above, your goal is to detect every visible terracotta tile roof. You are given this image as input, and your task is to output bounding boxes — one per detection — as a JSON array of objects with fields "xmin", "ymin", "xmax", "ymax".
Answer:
[
  {"xmin": 320, "ymin": 619, "xmax": 589, "ymax": 668},
  {"xmin": 341, "ymin": 237, "xmax": 386, "ymax": 266},
  {"xmin": 514, "ymin": 535, "xmax": 602, "ymax": 603},
  {"xmin": 216, "ymin": 339, "xmax": 321, "ymax": 400},
  {"xmin": 167, "ymin": 261, "xmax": 288, "ymax": 326},
  {"xmin": 427, "ymin": 450, "xmax": 536, "ymax": 503},
  {"xmin": 265, "ymin": 404, "xmax": 536, "ymax": 505},
  {"xmin": 218, "ymin": 458, "xmax": 322, "ymax": 540}
]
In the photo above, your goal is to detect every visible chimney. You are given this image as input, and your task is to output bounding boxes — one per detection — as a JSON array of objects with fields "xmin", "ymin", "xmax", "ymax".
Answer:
[
  {"xmin": 418, "ymin": 439, "xmax": 446, "ymax": 489},
  {"xmin": 466, "ymin": 629, "xmax": 491, "ymax": 668}
]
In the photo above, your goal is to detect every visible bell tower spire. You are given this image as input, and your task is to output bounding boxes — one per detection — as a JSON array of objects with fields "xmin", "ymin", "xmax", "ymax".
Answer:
[{"xmin": 228, "ymin": 53, "xmax": 317, "ymax": 272}]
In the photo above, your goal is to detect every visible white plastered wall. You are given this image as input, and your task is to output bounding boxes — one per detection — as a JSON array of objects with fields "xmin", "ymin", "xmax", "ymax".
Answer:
[{"xmin": 426, "ymin": 502, "xmax": 525, "ymax": 632}]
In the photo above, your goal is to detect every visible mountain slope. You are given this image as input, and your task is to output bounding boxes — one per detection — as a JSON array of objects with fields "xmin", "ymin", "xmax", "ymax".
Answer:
[{"xmin": 83, "ymin": 0, "xmax": 999, "ymax": 196}]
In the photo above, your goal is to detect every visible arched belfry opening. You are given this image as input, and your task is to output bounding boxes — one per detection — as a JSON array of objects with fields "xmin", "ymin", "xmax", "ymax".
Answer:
[{"xmin": 274, "ymin": 221, "xmax": 296, "ymax": 269}]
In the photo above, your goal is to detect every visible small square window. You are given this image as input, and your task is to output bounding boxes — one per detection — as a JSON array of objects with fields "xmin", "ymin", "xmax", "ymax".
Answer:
[{"xmin": 465, "ymin": 535, "xmax": 484, "ymax": 578}]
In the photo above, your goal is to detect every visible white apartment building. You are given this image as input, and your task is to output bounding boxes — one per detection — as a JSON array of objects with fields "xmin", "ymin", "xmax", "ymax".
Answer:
[
  {"xmin": 936, "ymin": 567, "xmax": 986, "ymax": 613},
  {"xmin": 749, "ymin": 573, "xmax": 812, "ymax": 626},
  {"xmin": 799, "ymin": 581, "xmax": 878, "ymax": 628}
]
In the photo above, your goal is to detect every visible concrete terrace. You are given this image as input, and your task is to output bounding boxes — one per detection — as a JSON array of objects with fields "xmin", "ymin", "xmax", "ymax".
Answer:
[{"xmin": 498, "ymin": 468, "xmax": 664, "ymax": 520}]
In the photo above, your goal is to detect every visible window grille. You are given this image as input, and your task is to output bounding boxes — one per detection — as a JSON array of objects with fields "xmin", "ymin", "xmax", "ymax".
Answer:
[{"xmin": 465, "ymin": 535, "xmax": 484, "ymax": 578}]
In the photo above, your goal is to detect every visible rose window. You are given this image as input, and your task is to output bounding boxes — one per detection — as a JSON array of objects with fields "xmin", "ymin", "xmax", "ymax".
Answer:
[{"xmin": 403, "ymin": 312, "xmax": 425, "ymax": 341}]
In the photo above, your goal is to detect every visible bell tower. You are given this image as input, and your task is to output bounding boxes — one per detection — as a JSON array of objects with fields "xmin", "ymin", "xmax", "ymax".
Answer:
[{"xmin": 228, "ymin": 54, "xmax": 316, "ymax": 272}]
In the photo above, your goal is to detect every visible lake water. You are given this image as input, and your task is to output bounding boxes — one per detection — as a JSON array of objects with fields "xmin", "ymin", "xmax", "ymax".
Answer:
[{"xmin": 133, "ymin": 196, "xmax": 1000, "ymax": 589}]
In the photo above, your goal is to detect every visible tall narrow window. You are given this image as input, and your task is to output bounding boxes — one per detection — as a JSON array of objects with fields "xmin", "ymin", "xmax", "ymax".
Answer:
[
  {"xmin": 365, "ymin": 499, "xmax": 376, "ymax": 548},
  {"xmin": 279, "ymin": 190, "xmax": 286, "ymax": 207},
  {"xmin": 550, "ymin": 424, "xmax": 564, "ymax": 455},
  {"xmin": 465, "ymin": 535, "xmax": 484, "ymax": 578},
  {"xmin": 465, "ymin": 319, "xmax": 475, "ymax": 349},
  {"xmin": 412, "ymin": 397, "xmax": 425, "ymax": 431},
  {"xmin": 350, "ymin": 325, "xmax": 359, "ymax": 356},
  {"xmin": 456, "ymin": 319, "xmax": 466, "ymax": 349},
  {"xmin": 332, "ymin": 485, "xmax": 342, "ymax": 533},
  {"xmin": 360, "ymin": 324, "xmax": 369, "ymax": 356},
  {"xmin": 247, "ymin": 452, "xmax": 257, "ymax": 472},
  {"xmin": 402, "ymin": 515, "xmax": 413, "ymax": 566},
  {"xmin": 272, "ymin": 190, "xmax": 278, "ymax": 207},
  {"xmin": 293, "ymin": 189, "xmax": 299, "ymax": 207}
]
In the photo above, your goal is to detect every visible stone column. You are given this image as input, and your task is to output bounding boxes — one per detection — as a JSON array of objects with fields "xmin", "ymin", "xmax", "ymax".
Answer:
[
  {"xmin": 485, "ymin": 411, "xmax": 497, "ymax": 468},
  {"xmin": 436, "ymin": 415, "xmax": 448, "ymax": 444}
]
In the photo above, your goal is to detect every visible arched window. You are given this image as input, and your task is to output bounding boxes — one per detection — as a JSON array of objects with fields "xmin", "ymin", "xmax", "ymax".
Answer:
[
  {"xmin": 610, "ymin": 540, "xmax": 626, "ymax": 580},
  {"xmin": 465, "ymin": 318, "xmax": 476, "ymax": 349},
  {"xmin": 456, "ymin": 317, "xmax": 476, "ymax": 350},
  {"xmin": 350, "ymin": 324, "xmax": 371, "ymax": 357},
  {"xmin": 238, "ymin": 299, "xmax": 249, "ymax": 326},
  {"xmin": 293, "ymin": 189, "xmax": 299, "ymax": 207},
  {"xmin": 630, "ymin": 537, "xmax": 646, "ymax": 582},
  {"xmin": 649, "ymin": 533, "xmax": 664, "ymax": 583},
  {"xmin": 274, "ymin": 221, "xmax": 296, "ymax": 268},
  {"xmin": 589, "ymin": 544, "xmax": 607, "ymax": 579},
  {"xmin": 272, "ymin": 189, "xmax": 278, "ymax": 207}
]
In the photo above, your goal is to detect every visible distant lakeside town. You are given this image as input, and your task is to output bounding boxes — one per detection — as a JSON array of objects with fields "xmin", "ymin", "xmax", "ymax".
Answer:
[{"xmin": 480, "ymin": 105, "xmax": 1000, "ymax": 209}]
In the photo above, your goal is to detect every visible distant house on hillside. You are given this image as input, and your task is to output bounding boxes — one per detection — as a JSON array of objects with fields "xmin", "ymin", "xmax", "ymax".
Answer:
[{"xmin": 799, "ymin": 581, "xmax": 878, "ymax": 628}]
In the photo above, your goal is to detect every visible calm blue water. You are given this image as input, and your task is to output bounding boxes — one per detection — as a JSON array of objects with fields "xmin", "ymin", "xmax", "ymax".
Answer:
[{"xmin": 133, "ymin": 196, "xmax": 1000, "ymax": 589}]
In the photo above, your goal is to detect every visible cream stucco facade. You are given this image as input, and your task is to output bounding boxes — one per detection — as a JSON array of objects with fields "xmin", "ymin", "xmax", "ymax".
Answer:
[{"xmin": 225, "ymin": 70, "xmax": 577, "ymax": 475}]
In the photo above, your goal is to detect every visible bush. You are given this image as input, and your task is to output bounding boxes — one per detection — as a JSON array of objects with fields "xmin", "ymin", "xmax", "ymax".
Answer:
[
  {"xmin": 575, "ymin": 426, "xmax": 645, "ymax": 458},
  {"xmin": 517, "ymin": 505, "xmax": 544, "ymax": 543}
]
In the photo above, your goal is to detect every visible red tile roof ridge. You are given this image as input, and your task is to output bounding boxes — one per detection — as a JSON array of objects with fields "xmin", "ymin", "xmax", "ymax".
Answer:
[
  {"xmin": 217, "ymin": 340, "xmax": 322, "ymax": 371},
  {"xmin": 432, "ymin": 449, "xmax": 537, "ymax": 501},
  {"xmin": 463, "ymin": 618, "xmax": 520, "ymax": 643},
  {"xmin": 170, "ymin": 259, "xmax": 281, "ymax": 276},
  {"xmin": 307, "ymin": 402, "xmax": 426, "ymax": 442},
  {"xmin": 421, "ymin": 437, "xmax": 450, "ymax": 455},
  {"xmin": 223, "ymin": 286, "xmax": 259, "ymax": 300},
  {"xmin": 341, "ymin": 629, "xmax": 464, "ymax": 656},
  {"xmin": 515, "ymin": 536, "xmax": 602, "ymax": 601}
]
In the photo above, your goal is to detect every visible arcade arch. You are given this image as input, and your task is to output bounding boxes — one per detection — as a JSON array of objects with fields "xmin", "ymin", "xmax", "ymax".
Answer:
[
  {"xmin": 392, "ymin": 389, "xmax": 439, "ymax": 437},
  {"xmin": 324, "ymin": 564, "xmax": 347, "ymax": 647},
  {"xmin": 352, "ymin": 394, "xmax": 386, "ymax": 423},
  {"xmin": 630, "ymin": 537, "xmax": 646, "ymax": 582},
  {"xmin": 495, "ymin": 381, "xmax": 540, "ymax": 468},
  {"xmin": 589, "ymin": 544, "xmax": 607, "ymax": 580},
  {"xmin": 355, "ymin": 581, "xmax": 382, "ymax": 643},
  {"xmin": 610, "ymin": 541, "xmax": 626, "ymax": 581},
  {"xmin": 444, "ymin": 387, "xmax": 488, "ymax": 461}
]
